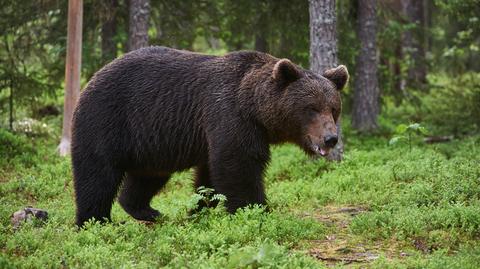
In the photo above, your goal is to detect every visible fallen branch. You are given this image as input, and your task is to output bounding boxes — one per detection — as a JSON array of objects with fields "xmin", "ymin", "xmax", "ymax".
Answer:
[
  {"xmin": 424, "ymin": 136, "xmax": 453, "ymax": 144},
  {"xmin": 310, "ymin": 253, "xmax": 372, "ymax": 264}
]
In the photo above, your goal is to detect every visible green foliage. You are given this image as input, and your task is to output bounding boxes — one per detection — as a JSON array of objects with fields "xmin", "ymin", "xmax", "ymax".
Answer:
[
  {"xmin": 349, "ymin": 138, "xmax": 480, "ymax": 249},
  {"xmin": 423, "ymin": 74, "xmax": 480, "ymax": 135},
  {"xmin": 389, "ymin": 123, "xmax": 428, "ymax": 151},
  {"xmin": 433, "ymin": 0, "xmax": 480, "ymax": 73},
  {"xmin": 0, "ymin": 1, "xmax": 67, "ymax": 125},
  {"xmin": 195, "ymin": 186, "xmax": 227, "ymax": 209},
  {"xmin": 213, "ymin": 0, "xmax": 310, "ymax": 66},
  {"xmin": 0, "ymin": 129, "xmax": 35, "ymax": 168},
  {"xmin": 225, "ymin": 240, "xmax": 315, "ymax": 269},
  {"xmin": 1, "ymin": 122, "xmax": 480, "ymax": 267},
  {"xmin": 150, "ymin": 0, "xmax": 217, "ymax": 50},
  {"xmin": 385, "ymin": 73, "xmax": 480, "ymax": 136},
  {"xmin": 186, "ymin": 186, "xmax": 227, "ymax": 215}
]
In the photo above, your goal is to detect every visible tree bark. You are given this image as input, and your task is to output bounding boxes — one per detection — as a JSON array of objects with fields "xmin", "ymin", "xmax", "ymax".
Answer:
[
  {"xmin": 59, "ymin": 0, "xmax": 83, "ymax": 156},
  {"xmin": 254, "ymin": 4, "xmax": 269, "ymax": 53},
  {"xmin": 401, "ymin": 0, "xmax": 427, "ymax": 88},
  {"xmin": 309, "ymin": 0, "xmax": 337, "ymax": 72},
  {"xmin": 9, "ymin": 81, "xmax": 13, "ymax": 131},
  {"xmin": 255, "ymin": 34, "xmax": 268, "ymax": 53},
  {"xmin": 101, "ymin": 0, "xmax": 118, "ymax": 63},
  {"xmin": 309, "ymin": 0, "xmax": 343, "ymax": 161},
  {"xmin": 352, "ymin": 0, "xmax": 379, "ymax": 132},
  {"xmin": 128, "ymin": 0, "xmax": 150, "ymax": 51},
  {"xmin": 394, "ymin": 42, "xmax": 405, "ymax": 100}
]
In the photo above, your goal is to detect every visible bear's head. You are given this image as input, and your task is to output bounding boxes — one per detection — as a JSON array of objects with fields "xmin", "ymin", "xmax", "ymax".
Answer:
[{"xmin": 271, "ymin": 59, "xmax": 349, "ymax": 157}]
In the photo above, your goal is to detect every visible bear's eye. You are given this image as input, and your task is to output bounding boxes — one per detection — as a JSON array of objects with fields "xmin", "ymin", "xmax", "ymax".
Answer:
[
  {"xmin": 332, "ymin": 108, "xmax": 339, "ymax": 121},
  {"xmin": 309, "ymin": 107, "xmax": 320, "ymax": 113}
]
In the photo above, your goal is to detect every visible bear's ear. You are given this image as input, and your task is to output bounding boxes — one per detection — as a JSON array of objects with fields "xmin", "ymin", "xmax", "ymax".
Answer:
[
  {"xmin": 323, "ymin": 65, "xmax": 349, "ymax": 91},
  {"xmin": 272, "ymin": 59, "xmax": 300, "ymax": 84}
]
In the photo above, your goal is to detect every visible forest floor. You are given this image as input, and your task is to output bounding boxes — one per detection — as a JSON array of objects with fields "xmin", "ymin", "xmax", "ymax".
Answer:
[{"xmin": 1, "ymin": 126, "xmax": 479, "ymax": 268}]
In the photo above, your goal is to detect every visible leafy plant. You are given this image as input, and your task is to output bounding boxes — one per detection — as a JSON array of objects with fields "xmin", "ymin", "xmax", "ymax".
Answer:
[
  {"xmin": 389, "ymin": 123, "xmax": 428, "ymax": 151},
  {"xmin": 188, "ymin": 186, "xmax": 227, "ymax": 212},
  {"xmin": 198, "ymin": 186, "xmax": 227, "ymax": 206}
]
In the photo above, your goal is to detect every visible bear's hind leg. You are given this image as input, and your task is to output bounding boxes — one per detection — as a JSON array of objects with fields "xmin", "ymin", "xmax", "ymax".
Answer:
[
  {"xmin": 118, "ymin": 174, "xmax": 169, "ymax": 221},
  {"xmin": 73, "ymin": 157, "xmax": 123, "ymax": 227}
]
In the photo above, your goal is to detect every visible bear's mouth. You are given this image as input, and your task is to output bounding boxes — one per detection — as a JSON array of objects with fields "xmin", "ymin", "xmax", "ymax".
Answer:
[
  {"xmin": 303, "ymin": 135, "xmax": 331, "ymax": 157},
  {"xmin": 311, "ymin": 144, "xmax": 330, "ymax": 157}
]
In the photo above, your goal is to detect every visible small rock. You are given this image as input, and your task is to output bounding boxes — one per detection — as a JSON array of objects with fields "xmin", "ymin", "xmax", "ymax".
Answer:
[
  {"xmin": 326, "ymin": 234, "xmax": 336, "ymax": 241},
  {"xmin": 11, "ymin": 207, "xmax": 48, "ymax": 230}
]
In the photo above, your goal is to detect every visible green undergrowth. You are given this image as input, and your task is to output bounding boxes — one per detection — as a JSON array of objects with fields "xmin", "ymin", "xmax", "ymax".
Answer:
[{"xmin": 1, "ymin": 128, "xmax": 479, "ymax": 268}]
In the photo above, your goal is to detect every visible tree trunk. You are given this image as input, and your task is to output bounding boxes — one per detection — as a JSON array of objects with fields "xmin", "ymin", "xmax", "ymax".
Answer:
[
  {"xmin": 309, "ymin": 0, "xmax": 337, "ymax": 72},
  {"xmin": 352, "ymin": 0, "xmax": 379, "ymax": 132},
  {"xmin": 9, "ymin": 81, "xmax": 13, "ymax": 131},
  {"xmin": 394, "ymin": 42, "xmax": 405, "ymax": 101},
  {"xmin": 254, "ymin": 5, "xmax": 269, "ymax": 53},
  {"xmin": 255, "ymin": 34, "xmax": 268, "ymax": 53},
  {"xmin": 128, "ymin": 0, "xmax": 150, "ymax": 51},
  {"xmin": 309, "ymin": 0, "xmax": 343, "ymax": 161},
  {"xmin": 101, "ymin": 0, "xmax": 118, "ymax": 63},
  {"xmin": 59, "ymin": 0, "xmax": 83, "ymax": 156},
  {"xmin": 401, "ymin": 0, "xmax": 427, "ymax": 88}
]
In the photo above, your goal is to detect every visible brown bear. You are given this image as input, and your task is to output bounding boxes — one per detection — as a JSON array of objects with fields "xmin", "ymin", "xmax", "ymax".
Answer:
[{"xmin": 71, "ymin": 46, "xmax": 348, "ymax": 226}]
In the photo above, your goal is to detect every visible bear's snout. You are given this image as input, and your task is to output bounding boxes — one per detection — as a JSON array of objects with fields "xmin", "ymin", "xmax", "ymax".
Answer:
[
  {"xmin": 303, "ymin": 112, "xmax": 338, "ymax": 157},
  {"xmin": 324, "ymin": 135, "xmax": 338, "ymax": 148}
]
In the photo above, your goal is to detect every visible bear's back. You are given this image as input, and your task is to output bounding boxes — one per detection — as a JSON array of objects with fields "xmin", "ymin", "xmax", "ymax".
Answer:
[{"xmin": 72, "ymin": 47, "xmax": 247, "ymax": 171}]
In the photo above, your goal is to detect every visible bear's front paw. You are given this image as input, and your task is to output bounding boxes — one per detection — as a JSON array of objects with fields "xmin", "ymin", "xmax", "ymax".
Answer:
[{"xmin": 122, "ymin": 205, "xmax": 161, "ymax": 222}]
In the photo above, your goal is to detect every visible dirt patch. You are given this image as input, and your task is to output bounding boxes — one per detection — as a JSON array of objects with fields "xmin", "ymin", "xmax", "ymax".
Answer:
[
  {"xmin": 309, "ymin": 238, "xmax": 380, "ymax": 266},
  {"xmin": 310, "ymin": 206, "xmax": 367, "ymax": 228},
  {"xmin": 302, "ymin": 205, "xmax": 409, "ymax": 267}
]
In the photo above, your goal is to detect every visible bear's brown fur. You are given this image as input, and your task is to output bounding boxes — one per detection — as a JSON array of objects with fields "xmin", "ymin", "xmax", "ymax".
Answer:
[{"xmin": 72, "ymin": 46, "xmax": 348, "ymax": 226}]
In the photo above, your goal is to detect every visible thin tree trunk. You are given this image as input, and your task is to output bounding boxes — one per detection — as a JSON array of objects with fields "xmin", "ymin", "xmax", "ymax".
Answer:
[
  {"xmin": 9, "ymin": 81, "xmax": 13, "ymax": 131},
  {"xmin": 59, "ymin": 0, "xmax": 83, "ymax": 156},
  {"xmin": 101, "ymin": 0, "xmax": 118, "ymax": 63},
  {"xmin": 3, "ymin": 37, "xmax": 15, "ymax": 131},
  {"xmin": 394, "ymin": 42, "xmax": 405, "ymax": 102},
  {"xmin": 309, "ymin": 0, "xmax": 343, "ymax": 161},
  {"xmin": 352, "ymin": 0, "xmax": 379, "ymax": 132},
  {"xmin": 128, "ymin": 0, "xmax": 150, "ymax": 51}
]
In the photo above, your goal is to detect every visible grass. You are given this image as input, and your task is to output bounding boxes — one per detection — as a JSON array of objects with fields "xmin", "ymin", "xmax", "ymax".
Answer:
[{"xmin": 0, "ymin": 125, "xmax": 479, "ymax": 268}]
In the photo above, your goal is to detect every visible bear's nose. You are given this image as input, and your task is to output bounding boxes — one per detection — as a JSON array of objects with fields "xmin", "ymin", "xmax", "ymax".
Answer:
[{"xmin": 324, "ymin": 135, "xmax": 338, "ymax": 148}]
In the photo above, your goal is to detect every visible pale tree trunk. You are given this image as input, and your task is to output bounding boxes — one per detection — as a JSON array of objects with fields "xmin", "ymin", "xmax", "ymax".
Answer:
[
  {"xmin": 309, "ymin": 0, "xmax": 343, "ymax": 161},
  {"xmin": 59, "ymin": 0, "xmax": 83, "ymax": 156},
  {"xmin": 101, "ymin": 0, "xmax": 118, "ymax": 63},
  {"xmin": 128, "ymin": 0, "xmax": 150, "ymax": 51},
  {"xmin": 309, "ymin": 0, "xmax": 337, "ymax": 72},
  {"xmin": 352, "ymin": 0, "xmax": 379, "ymax": 132}
]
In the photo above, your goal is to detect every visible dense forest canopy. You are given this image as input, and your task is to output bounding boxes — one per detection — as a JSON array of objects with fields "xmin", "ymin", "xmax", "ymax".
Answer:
[{"xmin": 0, "ymin": 0, "xmax": 479, "ymax": 135}]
